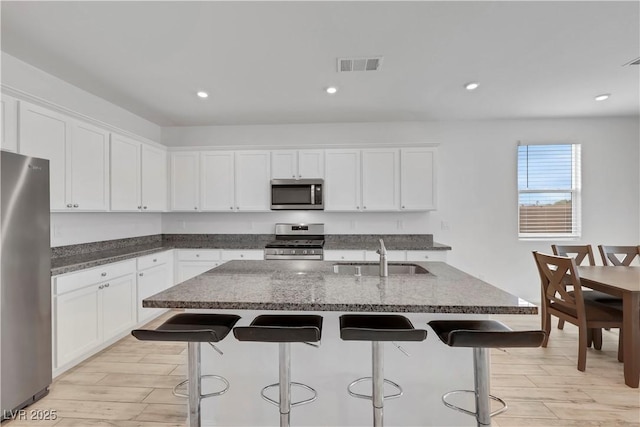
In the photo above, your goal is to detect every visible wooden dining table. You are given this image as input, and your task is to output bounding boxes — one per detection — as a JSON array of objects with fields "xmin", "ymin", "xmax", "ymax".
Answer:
[{"xmin": 578, "ymin": 266, "xmax": 640, "ymax": 388}]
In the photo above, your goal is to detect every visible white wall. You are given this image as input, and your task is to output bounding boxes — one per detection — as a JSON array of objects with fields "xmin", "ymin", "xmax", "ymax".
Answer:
[
  {"xmin": 1, "ymin": 52, "xmax": 161, "ymax": 142},
  {"xmin": 51, "ymin": 213, "xmax": 161, "ymax": 247},
  {"xmin": 163, "ymin": 118, "xmax": 640, "ymax": 303}
]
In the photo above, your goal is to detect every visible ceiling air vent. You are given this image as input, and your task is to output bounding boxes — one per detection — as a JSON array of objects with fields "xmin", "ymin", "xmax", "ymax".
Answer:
[
  {"xmin": 338, "ymin": 56, "xmax": 383, "ymax": 72},
  {"xmin": 623, "ymin": 57, "xmax": 640, "ymax": 66}
]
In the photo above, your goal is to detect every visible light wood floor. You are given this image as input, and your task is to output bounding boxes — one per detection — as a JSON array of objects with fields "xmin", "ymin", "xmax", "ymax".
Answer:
[{"xmin": 5, "ymin": 313, "xmax": 639, "ymax": 427}]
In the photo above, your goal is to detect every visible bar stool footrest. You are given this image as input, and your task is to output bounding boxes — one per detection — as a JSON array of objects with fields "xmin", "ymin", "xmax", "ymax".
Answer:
[
  {"xmin": 172, "ymin": 375, "xmax": 230, "ymax": 399},
  {"xmin": 442, "ymin": 390, "xmax": 508, "ymax": 418},
  {"xmin": 260, "ymin": 382, "xmax": 318, "ymax": 408},
  {"xmin": 347, "ymin": 376, "xmax": 403, "ymax": 401}
]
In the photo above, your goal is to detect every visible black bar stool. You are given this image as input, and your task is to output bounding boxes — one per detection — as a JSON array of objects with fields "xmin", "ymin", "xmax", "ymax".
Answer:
[
  {"xmin": 428, "ymin": 320, "xmax": 545, "ymax": 427},
  {"xmin": 132, "ymin": 313, "xmax": 240, "ymax": 427},
  {"xmin": 339, "ymin": 314, "xmax": 428, "ymax": 427},
  {"xmin": 233, "ymin": 314, "xmax": 323, "ymax": 427}
]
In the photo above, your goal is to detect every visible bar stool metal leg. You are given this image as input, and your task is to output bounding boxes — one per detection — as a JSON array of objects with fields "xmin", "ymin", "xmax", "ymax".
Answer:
[
  {"xmin": 188, "ymin": 342, "xmax": 201, "ymax": 427},
  {"xmin": 474, "ymin": 347, "xmax": 491, "ymax": 427},
  {"xmin": 280, "ymin": 342, "xmax": 291, "ymax": 427},
  {"xmin": 372, "ymin": 341, "xmax": 384, "ymax": 427}
]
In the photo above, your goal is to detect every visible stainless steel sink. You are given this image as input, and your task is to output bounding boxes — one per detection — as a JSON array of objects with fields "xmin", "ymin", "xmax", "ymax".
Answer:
[{"xmin": 332, "ymin": 263, "xmax": 429, "ymax": 276}]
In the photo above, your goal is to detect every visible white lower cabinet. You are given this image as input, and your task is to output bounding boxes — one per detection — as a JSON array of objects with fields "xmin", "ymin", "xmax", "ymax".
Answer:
[
  {"xmin": 137, "ymin": 251, "xmax": 172, "ymax": 323},
  {"xmin": 54, "ymin": 260, "xmax": 136, "ymax": 372},
  {"xmin": 175, "ymin": 249, "xmax": 264, "ymax": 283},
  {"xmin": 176, "ymin": 249, "xmax": 223, "ymax": 283}
]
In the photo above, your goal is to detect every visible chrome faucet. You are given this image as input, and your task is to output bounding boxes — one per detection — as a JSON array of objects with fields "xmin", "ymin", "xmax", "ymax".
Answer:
[{"xmin": 377, "ymin": 239, "xmax": 388, "ymax": 277}]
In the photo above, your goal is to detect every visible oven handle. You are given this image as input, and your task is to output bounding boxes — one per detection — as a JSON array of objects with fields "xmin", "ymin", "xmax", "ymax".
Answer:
[{"xmin": 311, "ymin": 184, "xmax": 315, "ymax": 204}]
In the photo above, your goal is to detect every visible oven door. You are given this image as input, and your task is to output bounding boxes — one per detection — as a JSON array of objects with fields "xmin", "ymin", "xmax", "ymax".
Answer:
[{"xmin": 271, "ymin": 179, "xmax": 323, "ymax": 210}]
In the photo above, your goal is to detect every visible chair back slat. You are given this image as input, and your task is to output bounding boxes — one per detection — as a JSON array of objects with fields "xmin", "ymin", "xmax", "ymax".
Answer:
[
  {"xmin": 551, "ymin": 244, "xmax": 595, "ymax": 266},
  {"xmin": 598, "ymin": 245, "xmax": 640, "ymax": 266},
  {"xmin": 533, "ymin": 251, "xmax": 585, "ymax": 316}
]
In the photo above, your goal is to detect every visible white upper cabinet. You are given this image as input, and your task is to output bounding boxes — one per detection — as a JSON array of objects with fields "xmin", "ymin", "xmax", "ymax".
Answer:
[
  {"xmin": 111, "ymin": 135, "xmax": 167, "ymax": 212},
  {"xmin": 1, "ymin": 94, "xmax": 19, "ymax": 152},
  {"xmin": 69, "ymin": 122, "xmax": 109, "ymax": 211},
  {"xmin": 271, "ymin": 149, "xmax": 324, "ymax": 179},
  {"xmin": 361, "ymin": 148, "xmax": 400, "ymax": 211},
  {"xmin": 140, "ymin": 144, "xmax": 167, "ymax": 211},
  {"xmin": 170, "ymin": 152, "xmax": 200, "ymax": 211},
  {"xmin": 110, "ymin": 134, "xmax": 141, "ymax": 211},
  {"xmin": 19, "ymin": 101, "xmax": 108, "ymax": 211},
  {"xmin": 201, "ymin": 151, "xmax": 235, "ymax": 211},
  {"xmin": 325, "ymin": 149, "xmax": 361, "ymax": 211},
  {"xmin": 235, "ymin": 150, "xmax": 270, "ymax": 211},
  {"xmin": 400, "ymin": 147, "xmax": 437, "ymax": 210}
]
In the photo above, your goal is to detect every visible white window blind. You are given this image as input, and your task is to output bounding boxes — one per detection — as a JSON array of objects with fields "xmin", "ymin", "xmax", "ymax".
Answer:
[{"xmin": 517, "ymin": 143, "xmax": 581, "ymax": 238}]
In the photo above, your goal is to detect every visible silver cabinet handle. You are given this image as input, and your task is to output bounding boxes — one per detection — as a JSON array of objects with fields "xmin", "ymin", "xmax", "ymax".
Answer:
[
  {"xmin": 143, "ymin": 206, "xmax": 148, "ymax": 209},
  {"xmin": 73, "ymin": 204, "xmax": 79, "ymax": 208},
  {"xmin": 139, "ymin": 273, "xmax": 144, "ymax": 277},
  {"xmin": 153, "ymin": 259, "xmax": 157, "ymax": 262},
  {"xmin": 194, "ymin": 207, "xmax": 198, "ymax": 210},
  {"xmin": 138, "ymin": 205, "xmax": 142, "ymax": 209},
  {"xmin": 240, "ymin": 254, "xmax": 244, "ymax": 258},
  {"xmin": 363, "ymin": 206, "xmax": 367, "ymax": 209},
  {"xmin": 66, "ymin": 204, "xmax": 72, "ymax": 208},
  {"xmin": 402, "ymin": 206, "xmax": 405, "ymax": 209},
  {"xmin": 98, "ymin": 285, "xmax": 104, "ymax": 290},
  {"xmin": 356, "ymin": 206, "xmax": 360, "ymax": 210},
  {"xmin": 101, "ymin": 272, "xmax": 107, "ymax": 277},
  {"xmin": 104, "ymin": 283, "xmax": 109, "ymax": 288},
  {"xmin": 292, "ymin": 175, "xmax": 296, "ymax": 178},
  {"xmin": 196, "ymin": 254, "xmax": 200, "ymax": 257},
  {"xmin": 230, "ymin": 207, "xmax": 233, "ymax": 210}
]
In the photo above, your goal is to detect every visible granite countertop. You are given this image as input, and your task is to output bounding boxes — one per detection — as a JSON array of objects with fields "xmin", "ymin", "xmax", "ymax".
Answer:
[
  {"xmin": 50, "ymin": 234, "xmax": 451, "ymax": 276},
  {"xmin": 143, "ymin": 260, "xmax": 536, "ymax": 315}
]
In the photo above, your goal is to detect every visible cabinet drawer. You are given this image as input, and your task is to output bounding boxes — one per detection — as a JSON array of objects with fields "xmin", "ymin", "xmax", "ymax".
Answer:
[
  {"xmin": 406, "ymin": 250, "xmax": 447, "ymax": 262},
  {"xmin": 324, "ymin": 250, "xmax": 366, "ymax": 261},
  {"xmin": 177, "ymin": 249, "xmax": 221, "ymax": 261},
  {"xmin": 137, "ymin": 250, "xmax": 170, "ymax": 270},
  {"xmin": 220, "ymin": 249, "xmax": 264, "ymax": 261},
  {"xmin": 55, "ymin": 260, "xmax": 136, "ymax": 296}
]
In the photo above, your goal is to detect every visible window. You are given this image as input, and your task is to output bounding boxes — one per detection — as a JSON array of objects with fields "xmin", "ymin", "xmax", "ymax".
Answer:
[{"xmin": 517, "ymin": 143, "xmax": 581, "ymax": 238}]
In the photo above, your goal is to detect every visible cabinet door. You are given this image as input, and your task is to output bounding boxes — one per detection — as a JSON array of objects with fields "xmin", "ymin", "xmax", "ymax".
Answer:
[
  {"xmin": 201, "ymin": 151, "xmax": 235, "ymax": 211},
  {"xmin": 325, "ymin": 149, "xmax": 361, "ymax": 211},
  {"xmin": 101, "ymin": 274, "xmax": 136, "ymax": 341},
  {"xmin": 1, "ymin": 95, "xmax": 18, "ymax": 152},
  {"xmin": 177, "ymin": 261, "xmax": 221, "ymax": 283},
  {"xmin": 137, "ymin": 265, "xmax": 167, "ymax": 322},
  {"xmin": 110, "ymin": 134, "xmax": 141, "ymax": 211},
  {"xmin": 19, "ymin": 102, "xmax": 69, "ymax": 210},
  {"xmin": 400, "ymin": 148, "xmax": 437, "ymax": 210},
  {"xmin": 234, "ymin": 151, "xmax": 270, "ymax": 211},
  {"xmin": 361, "ymin": 149, "xmax": 399, "ymax": 211},
  {"xmin": 298, "ymin": 150, "xmax": 324, "ymax": 179},
  {"xmin": 271, "ymin": 150, "xmax": 297, "ymax": 179},
  {"xmin": 55, "ymin": 285, "xmax": 101, "ymax": 367},
  {"xmin": 69, "ymin": 121, "xmax": 109, "ymax": 211},
  {"xmin": 141, "ymin": 144, "xmax": 167, "ymax": 211},
  {"xmin": 170, "ymin": 152, "xmax": 200, "ymax": 211}
]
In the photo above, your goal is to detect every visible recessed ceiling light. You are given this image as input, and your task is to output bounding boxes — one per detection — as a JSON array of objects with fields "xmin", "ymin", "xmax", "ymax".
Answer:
[
  {"xmin": 465, "ymin": 82, "xmax": 480, "ymax": 91},
  {"xmin": 196, "ymin": 91, "xmax": 209, "ymax": 99},
  {"xmin": 326, "ymin": 87, "xmax": 338, "ymax": 94},
  {"xmin": 594, "ymin": 93, "xmax": 610, "ymax": 101}
]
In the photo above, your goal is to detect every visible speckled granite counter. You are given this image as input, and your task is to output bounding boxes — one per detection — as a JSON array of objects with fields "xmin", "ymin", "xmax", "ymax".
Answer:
[
  {"xmin": 51, "ymin": 234, "xmax": 450, "ymax": 276},
  {"xmin": 143, "ymin": 260, "xmax": 536, "ymax": 314}
]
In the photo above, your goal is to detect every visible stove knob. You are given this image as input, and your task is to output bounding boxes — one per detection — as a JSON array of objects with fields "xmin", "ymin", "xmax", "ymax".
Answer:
[
  {"xmin": 303, "ymin": 250, "xmax": 308, "ymax": 255},
  {"xmin": 291, "ymin": 250, "xmax": 296, "ymax": 255}
]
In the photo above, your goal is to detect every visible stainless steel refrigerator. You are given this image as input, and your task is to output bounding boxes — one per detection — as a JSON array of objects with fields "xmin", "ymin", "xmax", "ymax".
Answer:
[{"xmin": 1, "ymin": 150, "xmax": 51, "ymax": 419}]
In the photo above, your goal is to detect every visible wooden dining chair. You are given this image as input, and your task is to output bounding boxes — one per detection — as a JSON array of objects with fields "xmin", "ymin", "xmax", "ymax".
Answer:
[
  {"xmin": 598, "ymin": 245, "xmax": 640, "ymax": 266},
  {"xmin": 551, "ymin": 244, "xmax": 596, "ymax": 331},
  {"xmin": 533, "ymin": 251, "xmax": 623, "ymax": 371}
]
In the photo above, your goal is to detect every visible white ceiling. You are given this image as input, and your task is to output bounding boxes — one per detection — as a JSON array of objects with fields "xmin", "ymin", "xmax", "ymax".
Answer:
[{"xmin": 1, "ymin": 1, "xmax": 639, "ymax": 127}]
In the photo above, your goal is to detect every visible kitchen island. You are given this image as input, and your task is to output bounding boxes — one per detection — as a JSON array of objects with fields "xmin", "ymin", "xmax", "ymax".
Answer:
[{"xmin": 144, "ymin": 260, "xmax": 537, "ymax": 426}]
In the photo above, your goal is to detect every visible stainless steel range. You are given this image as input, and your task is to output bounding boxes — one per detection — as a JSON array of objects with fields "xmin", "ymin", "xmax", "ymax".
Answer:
[{"xmin": 264, "ymin": 223, "xmax": 324, "ymax": 260}]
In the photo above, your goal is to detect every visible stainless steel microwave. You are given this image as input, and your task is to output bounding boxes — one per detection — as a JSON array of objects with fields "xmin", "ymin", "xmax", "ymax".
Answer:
[{"xmin": 271, "ymin": 179, "xmax": 324, "ymax": 210}]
